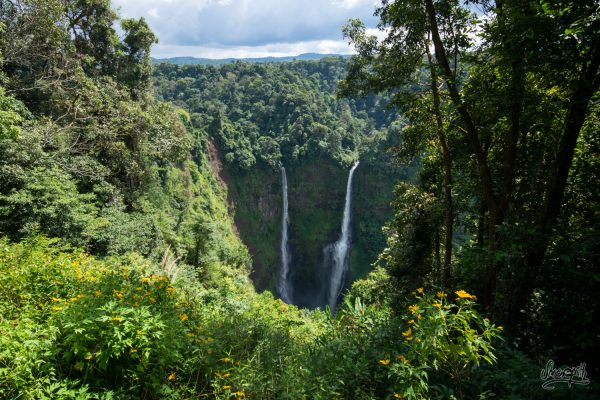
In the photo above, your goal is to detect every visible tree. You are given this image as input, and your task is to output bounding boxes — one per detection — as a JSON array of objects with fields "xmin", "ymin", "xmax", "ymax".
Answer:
[
  {"xmin": 118, "ymin": 17, "xmax": 157, "ymax": 97},
  {"xmin": 343, "ymin": 0, "xmax": 600, "ymax": 322}
]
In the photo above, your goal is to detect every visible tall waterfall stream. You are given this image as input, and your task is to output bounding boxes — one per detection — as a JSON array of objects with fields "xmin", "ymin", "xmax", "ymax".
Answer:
[
  {"xmin": 277, "ymin": 166, "xmax": 292, "ymax": 303},
  {"xmin": 326, "ymin": 161, "xmax": 359, "ymax": 310}
]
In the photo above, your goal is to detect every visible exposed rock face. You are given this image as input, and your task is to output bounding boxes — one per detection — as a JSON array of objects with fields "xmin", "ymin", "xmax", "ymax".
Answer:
[{"xmin": 222, "ymin": 155, "xmax": 405, "ymax": 307}]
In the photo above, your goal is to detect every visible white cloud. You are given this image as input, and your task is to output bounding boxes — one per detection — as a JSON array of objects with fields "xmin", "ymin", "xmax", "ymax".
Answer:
[
  {"xmin": 112, "ymin": 0, "xmax": 378, "ymax": 58},
  {"xmin": 152, "ymin": 40, "xmax": 356, "ymax": 59}
]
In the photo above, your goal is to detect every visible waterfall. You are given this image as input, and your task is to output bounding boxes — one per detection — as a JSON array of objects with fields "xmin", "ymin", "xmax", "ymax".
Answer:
[
  {"xmin": 277, "ymin": 166, "xmax": 292, "ymax": 303},
  {"xmin": 327, "ymin": 161, "xmax": 360, "ymax": 311}
]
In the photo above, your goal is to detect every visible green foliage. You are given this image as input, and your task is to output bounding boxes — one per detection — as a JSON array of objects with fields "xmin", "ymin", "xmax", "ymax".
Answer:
[
  {"xmin": 0, "ymin": 236, "xmax": 509, "ymax": 399},
  {"xmin": 152, "ymin": 59, "xmax": 398, "ymax": 171},
  {"xmin": 343, "ymin": 0, "xmax": 600, "ymax": 379},
  {"xmin": 2, "ymin": 0, "xmax": 597, "ymax": 398},
  {"xmin": 0, "ymin": 166, "xmax": 99, "ymax": 245},
  {"xmin": 0, "ymin": 87, "xmax": 26, "ymax": 139},
  {"xmin": 119, "ymin": 17, "xmax": 158, "ymax": 96}
]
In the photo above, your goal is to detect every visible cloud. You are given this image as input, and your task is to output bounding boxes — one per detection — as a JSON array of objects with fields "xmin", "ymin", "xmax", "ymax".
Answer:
[
  {"xmin": 152, "ymin": 39, "xmax": 356, "ymax": 59},
  {"xmin": 112, "ymin": 0, "xmax": 379, "ymax": 57}
]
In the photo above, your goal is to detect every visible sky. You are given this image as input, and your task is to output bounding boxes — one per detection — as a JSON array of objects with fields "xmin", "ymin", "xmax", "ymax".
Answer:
[{"xmin": 112, "ymin": 0, "xmax": 381, "ymax": 59}]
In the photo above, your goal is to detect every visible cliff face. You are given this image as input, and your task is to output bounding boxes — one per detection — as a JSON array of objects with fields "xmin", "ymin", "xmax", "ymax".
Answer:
[{"xmin": 219, "ymin": 151, "xmax": 406, "ymax": 308}]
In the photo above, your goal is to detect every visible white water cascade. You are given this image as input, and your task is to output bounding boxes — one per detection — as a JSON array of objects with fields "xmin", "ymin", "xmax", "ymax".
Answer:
[
  {"xmin": 277, "ymin": 166, "xmax": 292, "ymax": 303},
  {"xmin": 327, "ymin": 161, "xmax": 360, "ymax": 310}
]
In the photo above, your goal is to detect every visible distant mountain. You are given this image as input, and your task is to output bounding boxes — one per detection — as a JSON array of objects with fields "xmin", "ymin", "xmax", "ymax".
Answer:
[{"xmin": 151, "ymin": 53, "xmax": 352, "ymax": 65}]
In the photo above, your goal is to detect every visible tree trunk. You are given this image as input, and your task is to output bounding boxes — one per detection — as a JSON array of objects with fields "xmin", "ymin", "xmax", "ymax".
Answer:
[
  {"xmin": 511, "ymin": 46, "xmax": 600, "ymax": 322},
  {"xmin": 426, "ymin": 46, "xmax": 453, "ymax": 288},
  {"xmin": 424, "ymin": 0, "xmax": 501, "ymax": 306}
]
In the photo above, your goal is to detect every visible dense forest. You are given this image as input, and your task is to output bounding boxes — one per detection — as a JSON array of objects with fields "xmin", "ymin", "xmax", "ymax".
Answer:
[
  {"xmin": 151, "ymin": 60, "xmax": 412, "ymax": 306},
  {"xmin": 0, "ymin": 0, "xmax": 598, "ymax": 399}
]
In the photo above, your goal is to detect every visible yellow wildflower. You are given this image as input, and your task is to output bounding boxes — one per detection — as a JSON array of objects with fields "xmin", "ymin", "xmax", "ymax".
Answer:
[
  {"xmin": 405, "ymin": 336, "xmax": 413, "ymax": 341},
  {"xmin": 221, "ymin": 357, "xmax": 232, "ymax": 363},
  {"xmin": 402, "ymin": 327, "xmax": 412, "ymax": 337},
  {"xmin": 223, "ymin": 385, "xmax": 231, "ymax": 390},
  {"xmin": 498, "ymin": 326, "xmax": 504, "ymax": 331},
  {"xmin": 432, "ymin": 302, "xmax": 442, "ymax": 308},
  {"xmin": 455, "ymin": 290, "xmax": 476, "ymax": 300},
  {"xmin": 417, "ymin": 314, "xmax": 422, "ymax": 320},
  {"xmin": 167, "ymin": 372, "xmax": 176, "ymax": 381},
  {"xmin": 408, "ymin": 319, "xmax": 414, "ymax": 324},
  {"xmin": 149, "ymin": 297, "xmax": 156, "ymax": 303},
  {"xmin": 111, "ymin": 317, "xmax": 123, "ymax": 322},
  {"xmin": 70, "ymin": 297, "xmax": 78, "ymax": 302},
  {"xmin": 235, "ymin": 391, "xmax": 245, "ymax": 398},
  {"xmin": 379, "ymin": 359, "xmax": 391, "ymax": 366},
  {"xmin": 408, "ymin": 304, "xmax": 419, "ymax": 314},
  {"xmin": 223, "ymin": 373, "xmax": 231, "ymax": 378},
  {"xmin": 167, "ymin": 286, "xmax": 175, "ymax": 295},
  {"xmin": 50, "ymin": 297, "xmax": 62, "ymax": 302},
  {"xmin": 436, "ymin": 291, "xmax": 447, "ymax": 298},
  {"xmin": 180, "ymin": 313, "xmax": 189, "ymax": 322},
  {"xmin": 396, "ymin": 355, "xmax": 409, "ymax": 364},
  {"xmin": 393, "ymin": 394, "xmax": 403, "ymax": 399},
  {"xmin": 416, "ymin": 287, "xmax": 424, "ymax": 295}
]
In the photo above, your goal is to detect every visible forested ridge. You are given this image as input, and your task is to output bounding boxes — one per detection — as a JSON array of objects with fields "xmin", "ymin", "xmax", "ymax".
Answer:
[
  {"xmin": 0, "ymin": 0, "xmax": 598, "ymax": 399},
  {"xmin": 153, "ymin": 59, "xmax": 399, "ymax": 169}
]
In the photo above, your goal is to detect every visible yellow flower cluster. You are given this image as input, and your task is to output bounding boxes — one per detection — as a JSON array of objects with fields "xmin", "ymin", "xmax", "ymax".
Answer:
[
  {"xmin": 379, "ymin": 359, "xmax": 390, "ymax": 366},
  {"xmin": 455, "ymin": 290, "xmax": 476, "ymax": 300}
]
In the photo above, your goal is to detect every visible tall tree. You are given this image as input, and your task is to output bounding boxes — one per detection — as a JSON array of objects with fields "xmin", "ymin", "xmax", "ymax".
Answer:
[{"xmin": 343, "ymin": 0, "xmax": 600, "ymax": 321}]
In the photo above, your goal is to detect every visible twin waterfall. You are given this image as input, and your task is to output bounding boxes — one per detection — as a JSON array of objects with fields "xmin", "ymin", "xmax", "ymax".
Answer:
[
  {"xmin": 277, "ymin": 162, "xmax": 359, "ymax": 311},
  {"xmin": 277, "ymin": 167, "xmax": 292, "ymax": 303},
  {"xmin": 326, "ymin": 161, "xmax": 360, "ymax": 310}
]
